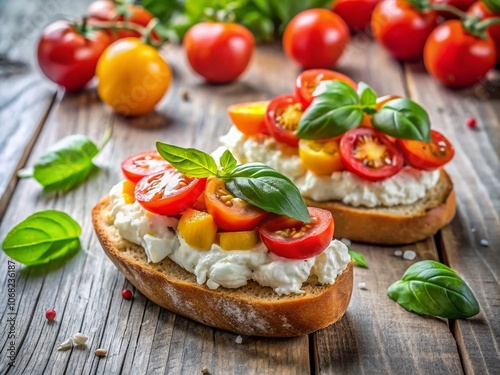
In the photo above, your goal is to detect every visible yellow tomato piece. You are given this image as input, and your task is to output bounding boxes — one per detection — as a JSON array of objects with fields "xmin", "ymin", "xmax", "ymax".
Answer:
[
  {"xmin": 361, "ymin": 95, "xmax": 401, "ymax": 128},
  {"xmin": 298, "ymin": 139, "xmax": 344, "ymax": 175},
  {"xmin": 96, "ymin": 38, "xmax": 172, "ymax": 116},
  {"xmin": 177, "ymin": 209, "xmax": 218, "ymax": 251},
  {"xmin": 122, "ymin": 179, "xmax": 136, "ymax": 205},
  {"xmin": 217, "ymin": 230, "xmax": 261, "ymax": 251},
  {"xmin": 227, "ymin": 101, "xmax": 268, "ymax": 136}
]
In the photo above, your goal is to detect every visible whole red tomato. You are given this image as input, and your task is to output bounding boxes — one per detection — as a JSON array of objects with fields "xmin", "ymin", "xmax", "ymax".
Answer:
[
  {"xmin": 37, "ymin": 20, "xmax": 111, "ymax": 90},
  {"xmin": 468, "ymin": 1, "xmax": 500, "ymax": 65},
  {"xmin": 424, "ymin": 20, "xmax": 497, "ymax": 87},
  {"xmin": 332, "ymin": 0, "xmax": 380, "ymax": 31},
  {"xmin": 371, "ymin": 0, "xmax": 438, "ymax": 60},
  {"xmin": 87, "ymin": 0, "xmax": 157, "ymax": 41},
  {"xmin": 184, "ymin": 22, "xmax": 255, "ymax": 83},
  {"xmin": 283, "ymin": 9, "xmax": 349, "ymax": 69}
]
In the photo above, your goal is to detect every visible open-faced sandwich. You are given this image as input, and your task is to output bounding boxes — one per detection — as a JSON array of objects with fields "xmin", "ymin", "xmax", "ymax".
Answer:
[
  {"xmin": 221, "ymin": 69, "xmax": 456, "ymax": 245},
  {"xmin": 92, "ymin": 144, "xmax": 353, "ymax": 337}
]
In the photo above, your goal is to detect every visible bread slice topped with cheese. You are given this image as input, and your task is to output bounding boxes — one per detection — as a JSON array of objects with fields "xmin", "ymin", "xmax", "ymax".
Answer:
[
  {"xmin": 221, "ymin": 70, "xmax": 456, "ymax": 244},
  {"xmin": 93, "ymin": 144, "xmax": 353, "ymax": 337}
]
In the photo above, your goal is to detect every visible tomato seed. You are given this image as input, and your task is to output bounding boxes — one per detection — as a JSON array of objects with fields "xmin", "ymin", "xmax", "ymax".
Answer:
[
  {"xmin": 122, "ymin": 288, "xmax": 133, "ymax": 300},
  {"xmin": 45, "ymin": 309, "xmax": 56, "ymax": 321}
]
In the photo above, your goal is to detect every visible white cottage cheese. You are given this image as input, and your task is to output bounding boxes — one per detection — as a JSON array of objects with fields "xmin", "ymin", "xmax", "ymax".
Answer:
[
  {"xmin": 220, "ymin": 126, "xmax": 440, "ymax": 208},
  {"xmin": 109, "ymin": 182, "xmax": 350, "ymax": 295}
]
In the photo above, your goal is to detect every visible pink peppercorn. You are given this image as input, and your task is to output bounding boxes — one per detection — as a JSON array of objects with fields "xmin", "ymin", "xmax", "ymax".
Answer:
[
  {"xmin": 45, "ymin": 309, "xmax": 56, "ymax": 321},
  {"xmin": 467, "ymin": 117, "xmax": 477, "ymax": 129},
  {"xmin": 122, "ymin": 289, "xmax": 133, "ymax": 300}
]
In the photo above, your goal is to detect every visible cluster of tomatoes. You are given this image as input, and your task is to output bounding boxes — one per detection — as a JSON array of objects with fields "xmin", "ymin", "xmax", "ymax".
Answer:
[
  {"xmin": 120, "ymin": 151, "xmax": 333, "ymax": 260},
  {"xmin": 370, "ymin": 0, "xmax": 500, "ymax": 87},
  {"xmin": 37, "ymin": 0, "xmax": 172, "ymax": 116},
  {"xmin": 229, "ymin": 69, "xmax": 455, "ymax": 182}
]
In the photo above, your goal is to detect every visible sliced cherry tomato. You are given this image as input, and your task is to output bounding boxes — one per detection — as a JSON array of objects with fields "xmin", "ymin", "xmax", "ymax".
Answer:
[
  {"xmin": 332, "ymin": 0, "xmax": 380, "ymax": 31},
  {"xmin": 340, "ymin": 128, "xmax": 404, "ymax": 181},
  {"xmin": 121, "ymin": 151, "xmax": 170, "ymax": 183},
  {"xmin": 36, "ymin": 20, "xmax": 111, "ymax": 90},
  {"xmin": 283, "ymin": 9, "xmax": 349, "ymax": 69},
  {"xmin": 298, "ymin": 138, "xmax": 344, "ymax": 175},
  {"xmin": 265, "ymin": 95, "xmax": 303, "ymax": 147},
  {"xmin": 257, "ymin": 207, "xmax": 334, "ymax": 259},
  {"xmin": 204, "ymin": 177, "xmax": 268, "ymax": 231},
  {"xmin": 135, "ymin": 168, "xmax": 206, "ymax": 216},
  {"xmin": 294, "ymin": 69, "xmax": 357, "ymax": 109},
  {"xmin": 396, "ymin": 129, "xmax": 454, "ymax": 170},
  {"xmin": 424, "ymin": 20, "xmax": 497, "ymax": 88},
  {"xmin": 371, "ymin": 0, "xmax": 438, "ymax": 61},
  {"xmin": 227, "ymin": 101, "xmax": 269, "ymax": 136}
]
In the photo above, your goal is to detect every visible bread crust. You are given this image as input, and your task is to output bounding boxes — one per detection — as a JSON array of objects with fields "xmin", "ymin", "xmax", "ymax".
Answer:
[
  {"xmin": 304, "ymin": 169, "xmax": 456, "ymax": 244},
  {"xmin": 92, "ymin": 197, "xmax": 353, "ymax": 337}
]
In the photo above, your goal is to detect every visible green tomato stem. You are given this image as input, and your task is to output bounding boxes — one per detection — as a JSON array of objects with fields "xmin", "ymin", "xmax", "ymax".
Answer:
[
  {"xmin": 476, "ymin": 16, "xmax": 500, "ymax": 33},
  {"xmin": 427, "ymin": 3, "xmax": 468, "ymax": 18}
]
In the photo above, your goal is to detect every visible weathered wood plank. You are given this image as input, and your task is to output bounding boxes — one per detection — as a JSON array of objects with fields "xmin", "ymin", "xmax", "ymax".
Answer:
[
  {"xmin": 405, "ymin": 62, "xmax": 500, "ymax": 374},
  {"xmin": 313, "ymin": 40, "xmax": 463, "ymax": 374}
]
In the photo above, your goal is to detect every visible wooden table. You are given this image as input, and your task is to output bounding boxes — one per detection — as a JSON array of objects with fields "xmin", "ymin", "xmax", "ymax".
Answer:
[{"xmin": 1, "ymin": 1, "xmax": 499, "ymax": 374}]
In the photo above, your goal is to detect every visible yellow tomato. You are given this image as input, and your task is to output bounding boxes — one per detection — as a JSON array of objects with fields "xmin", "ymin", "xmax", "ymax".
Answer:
[
  {"xmin": 298, "ymin": 138, "xmax": 344, "ymax": 175},
  {"xmin": 96, "ymin": 38, "xmax": 172, "ymax": 116},
  {"xmin": 227, "ymin": 101, "xmax": 268, "ymax": 136},
  {"xmin": 361, "ymin": 95, "xmax": 401, "ymax": 128}
]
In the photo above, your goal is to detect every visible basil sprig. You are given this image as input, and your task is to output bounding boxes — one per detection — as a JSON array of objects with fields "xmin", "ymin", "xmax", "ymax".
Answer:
[
  {"xmin": 348, "ymin": 249, "xmax": 368, "ymax": 268},
  {"xmin": 387, "ymin": 260, "xmax": 480, "ymax": 319},
  {"xmin": 372, "ymin": 99, "xmax": 431, "ymax": 142},
  {"xmin": 297, "ymin": 80, "xmax": 431, "ymax": 142},
  {"xmin": 2, "ymin": 210, "xmax": 81, "ymax": 266},
  {"xmin": 156, "ymin": 142, "xmax": 310, "ymax": 223},
  {"xmin": 18, "ymin": 128, "xmax": 112, "ymax": 193}
]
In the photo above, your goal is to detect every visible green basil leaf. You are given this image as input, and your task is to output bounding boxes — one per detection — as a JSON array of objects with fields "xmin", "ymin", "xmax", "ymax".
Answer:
[
  {"xmin": 2, "ymin": 210, "xmax": 81, "ymax": 266},
  {"xmin": 387, "ymin": 260, "xmax": 480, "ymax": 319},
  {"xmin": 348, "ymin": 250, "xmax": 368, "ymax": 268},
  {"xmin": 372, "ymin": 98, "xmax": 431, "ymax": 141},
  {"xmin": 298, "ymin": 81, "xmax": 363, "ymax": 140},
  {"xmin": 156, "ymin": 142, "xmax": 218, "ymax": 178},
  {"xmin": 358, "ymin": 82, "xmax": 377, "ymax": 108},
  {"xmin": 18, "ymin": 134, "xmax": 100, "ymax": 193},
  {"xmin": 225, "ymin": 163, "xmax": 310, "ymax": 223},
  {"xmin": 220, "ymin": 149, "xmax": 238, "ymax": 174}
]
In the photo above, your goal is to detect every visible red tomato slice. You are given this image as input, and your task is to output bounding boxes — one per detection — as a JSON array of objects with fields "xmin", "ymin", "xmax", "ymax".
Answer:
[
  {"xmin": 121, "ymin": 151, "xmax": 170, "ymax": 183},
  {"xmin": 396, "ymin": 129, "xmax": 454, "ymax": 170},
  {"xmin": 294, "ymin": 69, "xmax": 357, "ymax": 109},
  {"xmin": 227, "ymin": 101, "xmax": 269, "ymax": 136},
  {"xmin": 257, "ymin": 207, "xmax": 334, "ymax": 259},
  {"xmin": 265, "ymin": 94, "xmax": 303, "ymax": 147},
  {"xmin": 340, "ymin": 128, "xmax": 404, "ymax": 181},
  {"xmin": 135, "ymin": 168, "xmax": 206, "ymax": 216},
  {"xmin": 204, "ymin": 178, "xmax": 268, "ymax": 231}
]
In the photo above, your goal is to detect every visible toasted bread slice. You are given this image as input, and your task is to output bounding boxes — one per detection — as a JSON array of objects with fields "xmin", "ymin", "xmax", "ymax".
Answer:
[
  {"xmin": 92, "ymin": 197, "xmax": 353, "ymax": 337},
  {"xmin": 304, "ymin": 169, "xmax": 456, "ymax": 245}
]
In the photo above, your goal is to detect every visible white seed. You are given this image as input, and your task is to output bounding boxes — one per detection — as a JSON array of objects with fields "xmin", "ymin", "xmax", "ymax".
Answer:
[
  {"xmin": 357, "ymin": 282, "xmax": 367, "ymax": 290},
  {"xmin": 95, "ymin": 348, "xmax": 107, "ymax": 357},
  {"xmin": 480, "ymin": 239, "xmax": 489, "ymax": 247},
  {"xmin": 73, "ymin": 333, "xmax": 88, "ymax": 346},
  {"xmin": 57, "ymin": 338, "xmax": 73, "ymax": 351},
  {"xmin": 235, "ymin": 335, "xmax": 243, "ymax": 344},
  {"xmin": 394, "ymin": 250, "xmax": 403, "ymax": 257},
  {"xmin": 340, "ymin": 238, "xmax": 351, "ymax": 247},
  {"xmin": 403, "ymin": 250, "xmax": 417, "ymax": 260}
]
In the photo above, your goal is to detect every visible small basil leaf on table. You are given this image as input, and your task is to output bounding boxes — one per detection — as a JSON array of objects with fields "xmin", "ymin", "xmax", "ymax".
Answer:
[
  {"xmin": 298, "ymin": 80, "xmax": 363, "ymax": 140},
  {"xmin": 348, "ymin": 250, "xmax": 368, "ymax": 268},
  {"xmin": 2, "ymin": 210, "xmax": 81, "ymax": 266},
  {"xmin": 387, "ymin": 260, "xmax": 480, "ymax": 319},
  {"xmin": 224, "ymin": 162, "xmax": 310, "ymax": 223},
  {"xmin": 372, "ymin": 98, "xmax": 431, "ymax": 141},
  {"xmin": 156, "ymin": 142, "xmax": 218, "ymax": 178},
  {"xmin": 220, "ymin": 149, "xmax": 238, "ymax": 174},
  {"xmin": 18, "ymin": 134, "xmax": 100, "ymax": 193}
]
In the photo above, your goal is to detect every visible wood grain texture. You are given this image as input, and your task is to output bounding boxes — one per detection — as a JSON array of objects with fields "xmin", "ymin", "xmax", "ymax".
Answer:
[{"xmin": 405, "ymin": 63, "xmax": 500, "ymax": 374}]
